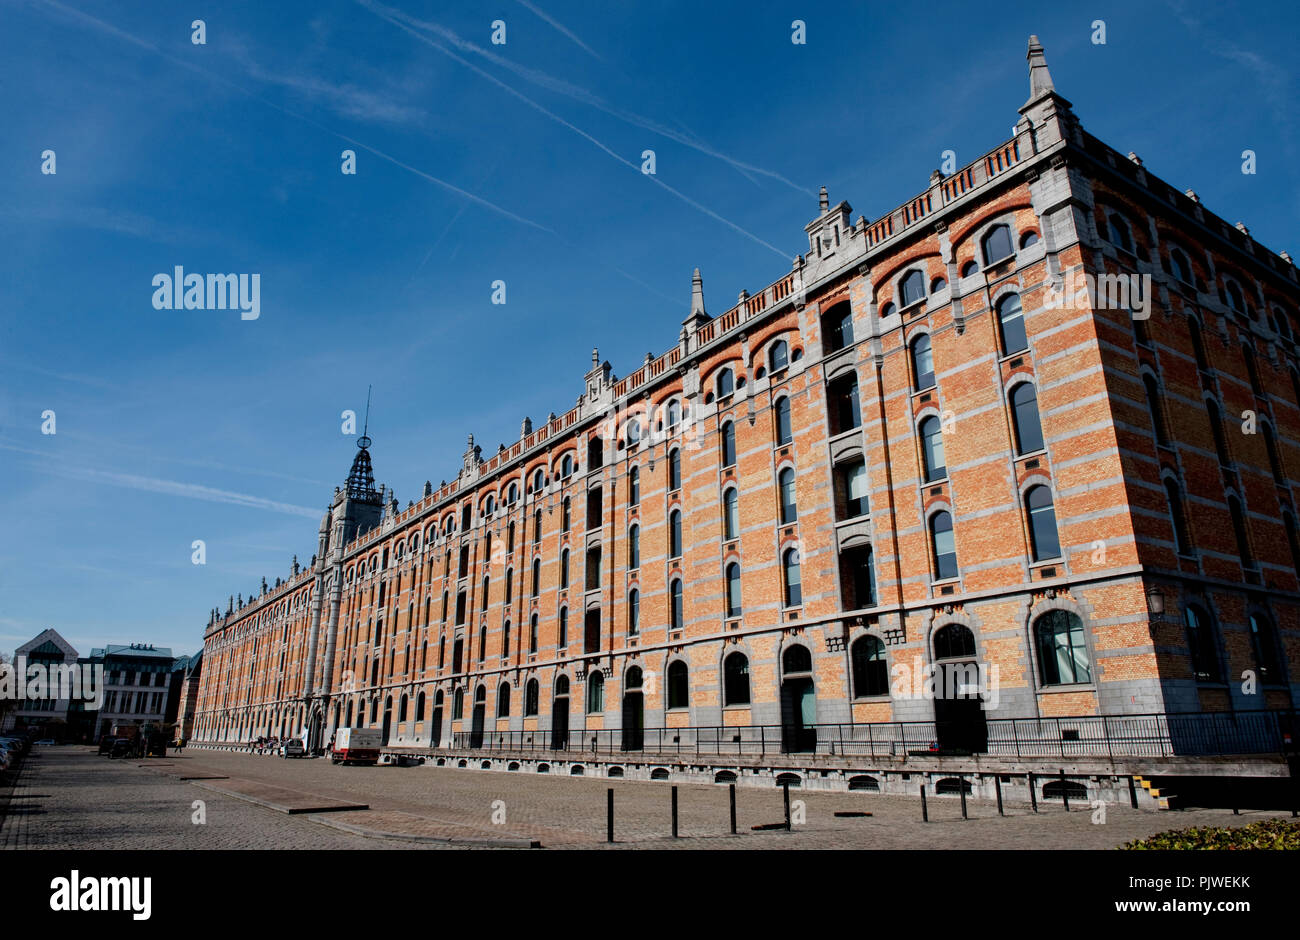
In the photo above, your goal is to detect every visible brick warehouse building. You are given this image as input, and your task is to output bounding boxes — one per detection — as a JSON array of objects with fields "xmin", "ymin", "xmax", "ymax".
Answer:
[{"xmin": 191, "ymin": 38, "xmax": 1298, "ymax": 787}]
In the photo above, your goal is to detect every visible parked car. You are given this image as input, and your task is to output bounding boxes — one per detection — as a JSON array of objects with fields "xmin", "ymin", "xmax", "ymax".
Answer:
[
  {"xmin": 280, "ymin": 738, "xmax": 306, "ymax": 759},
  {"xmin": 109, "ymin": 739, "xmax": 132, "ymax": 759},
  {"xmin": 34, "ymin": 739, "xmax": 56, "ymax": 747},
  {"xmin": 97, "ymin": 737, "xmax": 117, "ymax": 756}
]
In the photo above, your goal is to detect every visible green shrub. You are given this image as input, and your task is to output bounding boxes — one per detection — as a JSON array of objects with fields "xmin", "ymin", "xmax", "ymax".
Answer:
[{"xmin": 1122, "ymin": 819, "xmax": 1300, "ymax": 850}]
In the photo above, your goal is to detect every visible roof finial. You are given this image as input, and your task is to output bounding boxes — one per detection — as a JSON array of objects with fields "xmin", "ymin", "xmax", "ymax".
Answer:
[
  {"xmin": 819, "ymin": 185, "xmax": 829, "ymax": 212},
  {"xmin": 690, "ymin": 267, "xmax": 706, "ymax": 318},
  {"xmin": 1027, "ymin": 34, "xmax": 1054, "ymax": 99},
  {"xmin": 359, "ymin": 384, "xmax": 372, "ymax": 450}
]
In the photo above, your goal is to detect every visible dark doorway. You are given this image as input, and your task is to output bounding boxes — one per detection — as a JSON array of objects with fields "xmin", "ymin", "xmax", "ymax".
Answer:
[
  {"xmin": 470, "ymin": 685, "xmax": 486, "ymax": 748},
  {"xmin": 551, "ymin": 675, "xmax": 570, "ymax": 750},
  {"xmin": 931, "ymin": 624, "xmax": 988, "ymax": 753},
  {"xmin": 780, "ymin": 645, "xmax": 817, "ymax": 752},
  {"xmin": 308, "ymin": 710, "xmax": 323, "ymax": 753},
  {"xmin": 431, "ymin": 690, "xmax": 444, "ymax": 748},
  {"xmin": 622, "ymin": 667, "xmax": 644, "ymax": 751}
]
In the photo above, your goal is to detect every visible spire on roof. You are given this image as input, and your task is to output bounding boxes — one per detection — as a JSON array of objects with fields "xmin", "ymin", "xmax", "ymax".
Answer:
[
  {"xmin": 818, "ymin": 185, "xmax": 829, "ymax": 212},
  {"xmin": 689, "ymin": 267, "xmax": 707, "ymax": 319},
  {"xmin": 1027, "ymin": 34, "xmax": 1054, "ymax": 100},
  {"xmin": 345, "ymin": 389, "xmax": 382, "ymax": 504}
]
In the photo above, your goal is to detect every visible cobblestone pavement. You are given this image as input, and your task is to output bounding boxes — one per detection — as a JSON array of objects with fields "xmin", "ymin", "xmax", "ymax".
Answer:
[{"xmin": 4, "ymin": 746, "xmax": 1291, "ymax": 850}]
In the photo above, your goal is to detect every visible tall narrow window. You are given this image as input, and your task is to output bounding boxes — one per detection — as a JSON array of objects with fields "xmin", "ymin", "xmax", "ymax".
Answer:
[
  {"xmin": 723, "ymin": 487, "xmax": 740, "ymax": 540},
  {"xmin": 670, "ymin": 579, "xmax": 683, "ymax": 631},
  {"xmin": 667, "ymin": 661, "xmax": 688, "ymax": 709},
  {"xmin": 628, "ymin": 524, "xmax": 640, "ymax": 569},
  {"xmin": 778, "ymin": 467, "xmax": 797, "ymax": 524},
  {"xmin": 822, "ymin": 302, "xmax": 854, "ymax": 353},
  {"xmin": 668, "ymin": 449, "xmax": 681, "ymax": 490},
  {"xmin": 1263, "ymin": 425, "xmax": 1286, "ymax": 483},
  {"xmin": 723, "ymin": 653, "xmax": 751, "ymax": 705},
  {"xmin": 1284, "ymin": 512, "xmax": 1300, "ymax": 575},
  {"xmin": 840, "ymin": 460, "xmax": 869, "ymax": 518},
  {"xmin": 1170, "ymin": 248, "xmax": 1193, "ymax": 285},
  {"xmin": 919, "ymin": 415, "xmax": 946, "ymax": 482},
  {"xmin": 1184, "ymin": 605, "xmax": 1220, "ymax": 682},
  {"xmin": 1143, "ymin": 375, "xmax": 1166, "ymax": 445},
  {"xmin": 828, "ymin": 374, "xmax": 861, "ymax": 434},
  {"xmin": 720, "ymin": 421, "xmax": 736, "ymax": 467},
  {"xmin": 725, "ymin": 562, "xmax": 742, "ymax": 618},
  {"xmin": 775, "ymin": 397, "xmax": 793, "ymax": 445},
  {"xmin": 529, "ymin": 614, "xmax": 538, "ymax": 653},
  {"xmin": 562, "ymin": 497, "xmax": 571, "ymax": 533},
  {"xmin": 497, "ymin": 682, "xmax": 511, "ymax": 717},
  {"xmin": 1164, "ymin": 478, "xmax": 1192, "ymax": 555},
  {"xmin": 629, "ymin": 466, "xmax": 640, "ymax": 506},
  {"xmin": 627, "ymin": 588, "xmax": 640, "ymax": 636},
  {"xmin": 533, "ymin": 508, "xmax": 542, "ymax": 544},
  {"xmin": 1035, "ymin": 610, "xmax": 1092, "ymax": 685},
  {"xmin": 586, "ymin": 672, "xmax": 604, "ymax": 714},
  {"xmin": 716, "ymin": 367, "xmax": 734, "ymax": 399},
  {"xmin": 1010, "ymin": 383, "xmax": 1044, "ymax": 455},
  {"xmin": 669, "ymin": 509, "xmax": 682, "ymax": 558},
  {"xmin": 1243, "ymin": 345, "xmax": 1264, "ymax": 397},
  {"xmin": 560, "ymin": 548, "xmax": 570, "ymax": 589},
  {"xmin": 1025, "ymin": 485, "xmax": 1061, "ymax": 561},
  {"xmin": 1207, "ymin": 401, "xmax": 1232, "ymax": 466},
  {"xmin": 1227, "ymin": 495, "xmax": 1254, "ymax": 570},
  {"xmin": 997, "ymin": 293, "xmax": 1027, "ymax": 354},
  {"xmin": 1107, "ymin": 213, "xmax": 1133, "ymax": 253},
  {"xmin": 524, "ymin": 678, "xmax": 538, "ymax": 715},
  {"xmin": 558, "ymin": 608, "xmax": 568, "ymax": 648},
  {"xmin": 911, "ymin": 334, "xmax": 935, "ymax": 390},
  {"xmin": 783, "ymin": 547, "xmax": 802, "ymax": 607},
  {"xmin": 531, "ymin": 559, "xmax": 540, "ymax": 597},
  {"xmin": 1248, "ymin": 613, "xmax": 1282, "ymax": 684},
  {"xmin": 931, "ymin": 511, "xmax": 958, "ymax": 580},
  {"xmin": 981, "ymin": 224, "xmax": 1013, "ymax": 266},
  {"xmin": 850, "ymin": 635, "xmax": 888, "ymax": 697}
]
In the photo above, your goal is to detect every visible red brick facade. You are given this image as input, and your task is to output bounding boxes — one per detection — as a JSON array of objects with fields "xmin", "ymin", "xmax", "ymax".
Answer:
[{"xmin": 193, "ymin": 38, "xmax": 1297, "ymax": 755}]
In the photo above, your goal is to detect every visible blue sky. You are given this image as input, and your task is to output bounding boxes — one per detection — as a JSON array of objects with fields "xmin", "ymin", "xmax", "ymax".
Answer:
[{"xmin": 1, "ymin": 0, "xmax": 1297, "ymax": 658}]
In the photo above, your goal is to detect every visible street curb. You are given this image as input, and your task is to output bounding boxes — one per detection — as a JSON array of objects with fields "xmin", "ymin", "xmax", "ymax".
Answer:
[
  {"xmin": 189, "ymin": 780, "xmax": 368, "ymax": 815},
  {"xmin": 306, "ymin": 812, "xmax": 542, "ymax": 848}
]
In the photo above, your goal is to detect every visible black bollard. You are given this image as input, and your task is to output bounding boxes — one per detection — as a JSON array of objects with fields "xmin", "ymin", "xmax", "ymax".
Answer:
[
  {"xmin": 671, "ymin": 785, "xmax": 679, "ymax": 838},
  {"xmin": 1128, "ymin": 776, "xmax": 1139, "ymax": 809},
  {"xmin": 920, "ymin": 782, "xmax": 929, "ymax": 822},
  {"xmin": 1029, "ymin": 773, "xmax": 1038, "ymax": 813},
  {"xmin": 995, "ymin": 775, "xmax": 1004, "ymax": 817},
  {"xmin": 607, "ymin": 788, "xmax": 614, "ymax": 843},
  {"xmin": 729, "ymin": 783, "xmax": 737, "ymax": 835},
  {"xmin": 783, "ymin": 780, "xmax": 792, "ymax": 831},
  {"xmin": 959, "ymin": 777, "xmax": 968, "ymax": 820},
  {"xmin": 1059, "ymin": 769, "xmax": 1069, "ymax": 812}
]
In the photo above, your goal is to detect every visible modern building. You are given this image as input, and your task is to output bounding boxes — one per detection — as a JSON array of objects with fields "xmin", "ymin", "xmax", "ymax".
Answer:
[
  {"xmin": 92, "ymin": 643, "xmax": 176, "ymax": 742},
  {"xmin": 1, "ymin": 628, "xmax": 79, "ymax": 739},
  {"xmin": 191, "ymin": 37, "xmax": 1298, "ymax": 779}
]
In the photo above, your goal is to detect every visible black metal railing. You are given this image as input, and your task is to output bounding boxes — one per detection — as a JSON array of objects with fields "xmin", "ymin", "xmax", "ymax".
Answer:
[{"xmin": 448, "ymin": 709, "xmax": 1297, "ymax": 759}]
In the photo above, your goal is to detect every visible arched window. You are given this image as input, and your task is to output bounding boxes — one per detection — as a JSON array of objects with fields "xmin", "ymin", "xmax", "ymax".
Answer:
[
  {"xmin": 1284, "ymin": 511, "xmax": 1300, "ymax": 575},
  {"xmin": 911, "ymin": 334, "xmax": 935, "ymax": 390},
  {"xmin": 502, "ymin": 620, "xmax": 511, "ymax": 657},
  {"xmin": 589, "ymin": 436, "xmax": 604, "ymax": 470},
  {"xmin": 783, "ymin": 644, "xmax": 812, "ymax": 674},
  {"xmin": 782, "ymin": 547, "xmax": 802, "ymax": 607},
  {"xmin": 725, "ymin": 562, "xmax": 742, "ymax": 618},
  {"xmin": 524, "ymin": 678, "xmax": 539, "ymax": 716},
  {"xmin": 629, "ymin": 465, "xmax": 640, "ymax": 506},
  {"xmin": 1107, "ymin": 212, "xmax": 1133, "ymax": 253},
  {"xmin": 626, "ymin": 417, "xmax": 641, "ymax": 447},
  {"xmin": 774, "ymin": 397, "xmax": 792, "ymax": 445},
  {"xmin": 851, "ymin": 635, "xmax": 888, "ymax": 697},
  {"xmin": 1248, "ymin": 613, "xmax": 1282, "ymax": 683},
  {"xmin": 930, "ymin": 511, "xmax": 958, "ymax": 580},
  {"xmin": 1188, "ymin": 318, "xmax": 1209, "ymax": 372},
  {"xmin": 723, "ymin": 652, "xmax": 751, "ymax": 706},
  {"xmin": 828, "ymin": 373, "xmax": 861, "ymax": 434},
  {"xmin": 668, "ymin": 448, "xmax": 681, "ymax": 491},
  {"xmin": 669, "ymin": 509, "xmax": 682, "ymax": 558},
  {"xmin": 670, "ymin": 578, "xmax": 683, "ymax": 630},
  {"xmin": 561, "ymin": 454, "xmax": 574, "ymax": 478},
  {"xmin": 822, "ymin": 302, "xmax": 854, "ymax": 353},
  {"xmin": 1164, "ymin": 478, "xmax": 1192, "ymax": 555},
  {"xmin": 769, "ymin": 340, "xmax": 789, "ymax": 373},
  {"xmin": 981, "ymin": 224, "xmax": 1013, "ymax": 266},
  {"xmin": 1225, "ymin": 281, "xmax": 1245, "ymax": 314},
  {"xmin": 558, "ymin": 608, "xmax": 568, "ymax": 648},
  {"xmin": 1010, "ymin": 383, "xmax": 1044, "ymax": 455},
  {"xmin": 477, "ymin": 622, "xmax": 487, "ymax": 662},
  {"xmin": 530, "ymin": 559, "xmax": 541, "ymax": 597},
  {"xmin": 497, "ymin": 682, "xmax": 511, "ymax": 717},
  {"xmin": 778, "ymin": 467, "xmax": 797, "ymax": 524},
  {"xmin": 1242, "ymin": 345, "xmax": 1264, "ymax": 397},
  {"xmin": 997, "ymin": 293, "xmax": 1028, "ymax": 354},
  {"xmin": 1020, "ymin": 230, "xmax": 1040, "ymax": 249},
  {"xmin": 627, "ymin": 588, "xmax": 640, "ymax": 636},
  {"xmin": 716, "ymin": 367, "xmax": 735, "ymax": 399},
  {"xmin": 1227, "ymin": 494, "xmax": 1254, "ymax": 570},
  {"xmin": 723, "ymin": 487, "xmax": 740, "ymax": 540},
  {"xmin": 839, "ymin": 460, "xmax": 869, "ymax": 518},
  {"xmin": 481, "ymin": 575, "xmax": 490, "ymax": 611},
  {"xmin": 900, "ymin": 269, "xmax": 926, "ymax": 306},
  {"xmin": 960, "ymin": 260, "xmax": 977, "ymax": 278},
  {"xmin": 452, "ymin": 686, "xmax": 464, "ymax": 720},
  {"xmin": 399, "ymin": 694, "xmax": 409, "ymax": 722},
  {"xmin": 1170, "ymin": 248, "xmax": 1193, "ymax": 285},
  {"xmin": 560, "ymin": 548, "xmax": 570, "ymax": 589},
  {"xmin": 933, "ymin": 623, "xmax": 976, "ymax": 659},
  {"xmin": 586, "ymin": 672, "xmax": 604, "ymax": 714},
  {"xmin": 720, "ymin": 421, "xmax": 736, "ymax": 467},
  {"xmin": 1025, "ymin": 485, "xmax": 1061, "ymax": 561},
  {"xmin": 628, "ymin": 524, "xmax": 640, "ymax": 569},
  {"xmin": 667, "ymin": 399, "xmax": 682, "ymax": 429},
  {"xmin": 416, "ymin": 691, "xmax": 426, "ymax": 720},
  {"xmin": 533, "ymin": 508, "xmax": 542, "ymax": 544},
  {"xmin": 919, "ymin": 415, "xmax": 946, "ymax": 481},
  {"xmin": 529, "ymin": 613, "xmax": 538, "ymax": 653},
  {"xmin": 1035, "ymin": 610, "xmax": 1092, "ymax": 685},
  {"xmin": 930, "ymin": 276, "xmax": 947, "ymax": 293},
  {"xmin": 1184, "ymin": 605, "xmax": 1220, "ymax": 682},
  {"xmin": 666, "ymin": 660, "xmax": 688, "ymax": 709}
]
